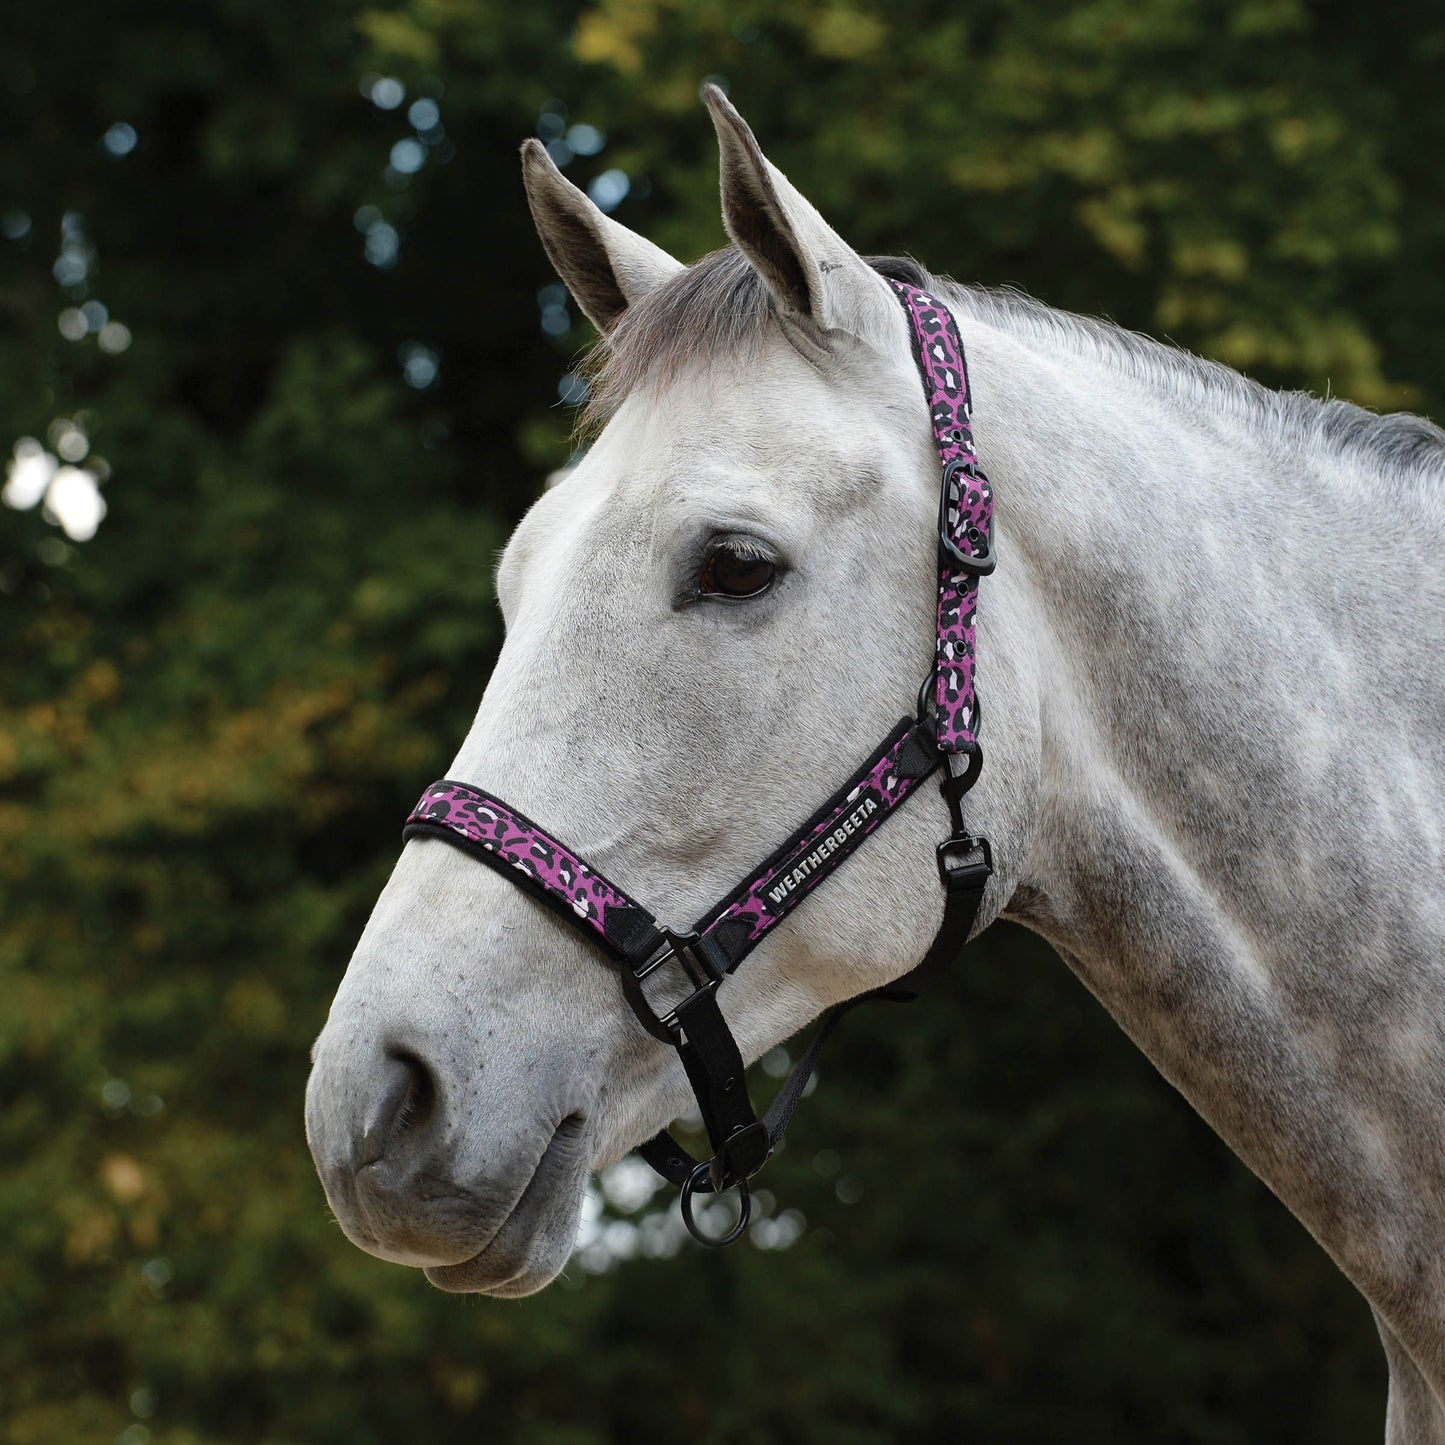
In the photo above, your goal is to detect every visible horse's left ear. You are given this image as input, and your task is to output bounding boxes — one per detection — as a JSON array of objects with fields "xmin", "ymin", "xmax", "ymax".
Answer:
[
  {"xmin": 703, "ymin": 85, "xmax": 897, "ymax": 346},
  {"xmin": 522, "ymin": 138, "xmax": 684, "ymax": 335}
]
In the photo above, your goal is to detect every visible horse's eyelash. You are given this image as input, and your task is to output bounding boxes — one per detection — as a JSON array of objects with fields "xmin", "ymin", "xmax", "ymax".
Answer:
[{"xmin": 708, "ymin": 534, "xmax": 775, "ymax": 562}]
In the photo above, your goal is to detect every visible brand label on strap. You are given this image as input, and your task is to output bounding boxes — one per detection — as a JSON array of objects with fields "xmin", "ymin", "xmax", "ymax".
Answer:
[{"xmin": 762, "ymin": 789, "xmax": 882, "ymax": 912}]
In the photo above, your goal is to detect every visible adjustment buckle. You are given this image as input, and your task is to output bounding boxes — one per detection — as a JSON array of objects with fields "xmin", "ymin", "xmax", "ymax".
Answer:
[
  {"xmin": 936, "ymin": 833, "xmax": 992, "ymax": 888},
  {"xmin": 710, "ymin": 1120, "xmax": 772, "ymax": 1192},
  {"xmin": 624, "ymin": 929, "xmax": 726, "ymax": 1044},
  {"xmin": 939, "ymin": 458, "xmax": 996, "ymax": 575}
]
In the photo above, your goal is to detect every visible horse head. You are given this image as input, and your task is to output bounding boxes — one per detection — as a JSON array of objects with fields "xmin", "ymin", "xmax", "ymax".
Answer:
[{"xmin": 304, "ymin": 89, "xmax": 1037, "ymax": 1294}]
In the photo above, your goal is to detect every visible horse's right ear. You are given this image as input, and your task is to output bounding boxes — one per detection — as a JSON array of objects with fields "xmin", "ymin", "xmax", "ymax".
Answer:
[{"xmin": 521, "ymin": 139, "xmax": 683, "ymax": 335}]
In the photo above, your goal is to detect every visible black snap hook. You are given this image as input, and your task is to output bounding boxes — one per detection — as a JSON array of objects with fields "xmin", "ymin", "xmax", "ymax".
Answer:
[{"xmin": 680, "ymin": 1160, "xmax": 751, "ymax": 1247}]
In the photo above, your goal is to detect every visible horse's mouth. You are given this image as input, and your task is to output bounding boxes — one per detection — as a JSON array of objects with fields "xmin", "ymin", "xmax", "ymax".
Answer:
[{"xmin": 423, "ymin": 1111, "xmax": 592, "ymax": 1295}]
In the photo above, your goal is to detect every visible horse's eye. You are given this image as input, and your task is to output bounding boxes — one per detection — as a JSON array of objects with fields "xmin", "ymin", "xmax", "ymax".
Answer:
[{"xmin": 700, "ymin": 544, "xmax": 776, "ymax": 599}]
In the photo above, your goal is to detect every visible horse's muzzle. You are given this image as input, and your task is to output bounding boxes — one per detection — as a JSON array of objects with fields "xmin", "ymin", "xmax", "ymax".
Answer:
[{"xmin": 304, "ymin": 1019, "xmax": 591, "ymax": 1284}]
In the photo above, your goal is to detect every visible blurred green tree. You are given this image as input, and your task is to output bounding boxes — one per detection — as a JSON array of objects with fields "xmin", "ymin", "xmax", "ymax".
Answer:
[{"xmin": 4, "ymin": 0, "xmax": 1439, "ymax": 1439}]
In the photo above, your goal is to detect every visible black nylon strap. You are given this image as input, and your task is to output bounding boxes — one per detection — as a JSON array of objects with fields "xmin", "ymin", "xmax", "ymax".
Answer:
[
  {"xmin": 636, "ymin": 1128, "xmax": 704, "ymax": 1186},
  {"xmin": 759, "ymin": 1002, "xmax": 854, "ymax": 1140},
  {"xmin": 882, "ymin": 860, "xmax": 991, "ymax": 1001},
  {"xmin": 673, "ymin": 989, "xmax": 764, "ymax": 1166}
]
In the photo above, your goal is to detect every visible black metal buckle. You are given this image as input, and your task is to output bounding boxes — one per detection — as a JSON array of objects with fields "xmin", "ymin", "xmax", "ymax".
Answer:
[
  {"xmin": 710, "ymin": 1119, "xmax": 771, "ymax": 1191},
  {"xmin": 939, "ymin": 458, "xmax": 995, "ymax": 575},
  {"xmin": 936, "ymin": 832, "xmax": 992, "ymax": 887},
  {"xmin": 624, "ymin": 929, "xmax": 725, "ymax": 1044}
]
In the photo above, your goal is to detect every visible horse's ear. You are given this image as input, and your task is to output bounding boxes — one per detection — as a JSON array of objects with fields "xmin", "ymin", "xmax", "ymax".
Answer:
[
  {"xmin": 703, "ymin": 85, "xmax": 895, "ymax": 345},
  {"xmin": 521, "ymin": 139, "xmax": 684, "ymax": 335}
]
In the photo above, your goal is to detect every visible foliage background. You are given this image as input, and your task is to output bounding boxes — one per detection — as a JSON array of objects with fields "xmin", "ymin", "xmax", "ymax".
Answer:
[{"xmin": 2, "ymin": 0, "xmax": 1441, "ymax": 1440}]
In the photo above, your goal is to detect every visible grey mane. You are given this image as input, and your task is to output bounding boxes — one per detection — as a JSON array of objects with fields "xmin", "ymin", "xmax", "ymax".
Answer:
[{"xmin": 583, "ymin": 246, "xmax": 1445, "ymax": 512}]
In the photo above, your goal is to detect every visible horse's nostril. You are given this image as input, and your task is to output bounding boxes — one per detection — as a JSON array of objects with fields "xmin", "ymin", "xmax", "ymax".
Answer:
[{"xmin": 358, "ymin": 1049, "xmax": 436, "ymax": 1168}]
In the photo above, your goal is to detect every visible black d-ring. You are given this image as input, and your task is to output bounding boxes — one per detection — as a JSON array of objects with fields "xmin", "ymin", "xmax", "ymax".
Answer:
[{"xmin": 680, "ymin": 1160, "xmax": 751, "ymax": 1247}]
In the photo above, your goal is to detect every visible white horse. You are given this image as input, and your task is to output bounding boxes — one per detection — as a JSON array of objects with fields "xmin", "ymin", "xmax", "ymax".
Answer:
[{"xmin": 306, "ymin": 89, "xmax": 1445, "ymax": 1440}]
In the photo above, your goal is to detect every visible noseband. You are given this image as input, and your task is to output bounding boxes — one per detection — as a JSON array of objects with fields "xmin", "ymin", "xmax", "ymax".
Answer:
[{"xmin": 403, "ymin": 280, "xmax": 995, "ymax": 1245}]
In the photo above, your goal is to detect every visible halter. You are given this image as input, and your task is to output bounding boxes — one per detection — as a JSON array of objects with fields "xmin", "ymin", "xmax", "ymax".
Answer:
[{"xmin": 402, "ymin": 280, "xmax": 995, "ymax": 1245}]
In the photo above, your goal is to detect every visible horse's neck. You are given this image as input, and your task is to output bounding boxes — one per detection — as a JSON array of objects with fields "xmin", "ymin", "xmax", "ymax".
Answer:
[{"xmin": 963, "ymin": 316, "xmax": 1445, "ymax": 1385}]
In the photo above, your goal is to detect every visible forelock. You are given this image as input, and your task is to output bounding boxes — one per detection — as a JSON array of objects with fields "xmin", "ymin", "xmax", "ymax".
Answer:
[
  {"xmin": 578, "ymin": 248, "xmax": 773, "ymax": 433},
  {"xmin": 577, "ymin": 250, "xmax": 930, "ymax": 434}
]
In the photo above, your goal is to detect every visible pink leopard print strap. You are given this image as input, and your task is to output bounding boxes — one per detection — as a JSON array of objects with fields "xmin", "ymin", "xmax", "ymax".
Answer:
[
  {"xmin": 695, "ymin": 719, "xmax": 940, "ymax": 963},
  {"xmin": 887, "ymin": 280, "xmax": 993, "ymax": 752},
  {"xmin": 404, "ymin": 783, "xmax": 662, "ymax": 961},
  {"xmin": 404, "ymin": 720, "xmax": 943, "ymax": 974}
]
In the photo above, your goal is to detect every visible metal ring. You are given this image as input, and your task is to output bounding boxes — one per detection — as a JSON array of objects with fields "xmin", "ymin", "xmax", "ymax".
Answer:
[{"xmin": 679, "ymin": 1160, "xmax": 751, "ymax": 1248}]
